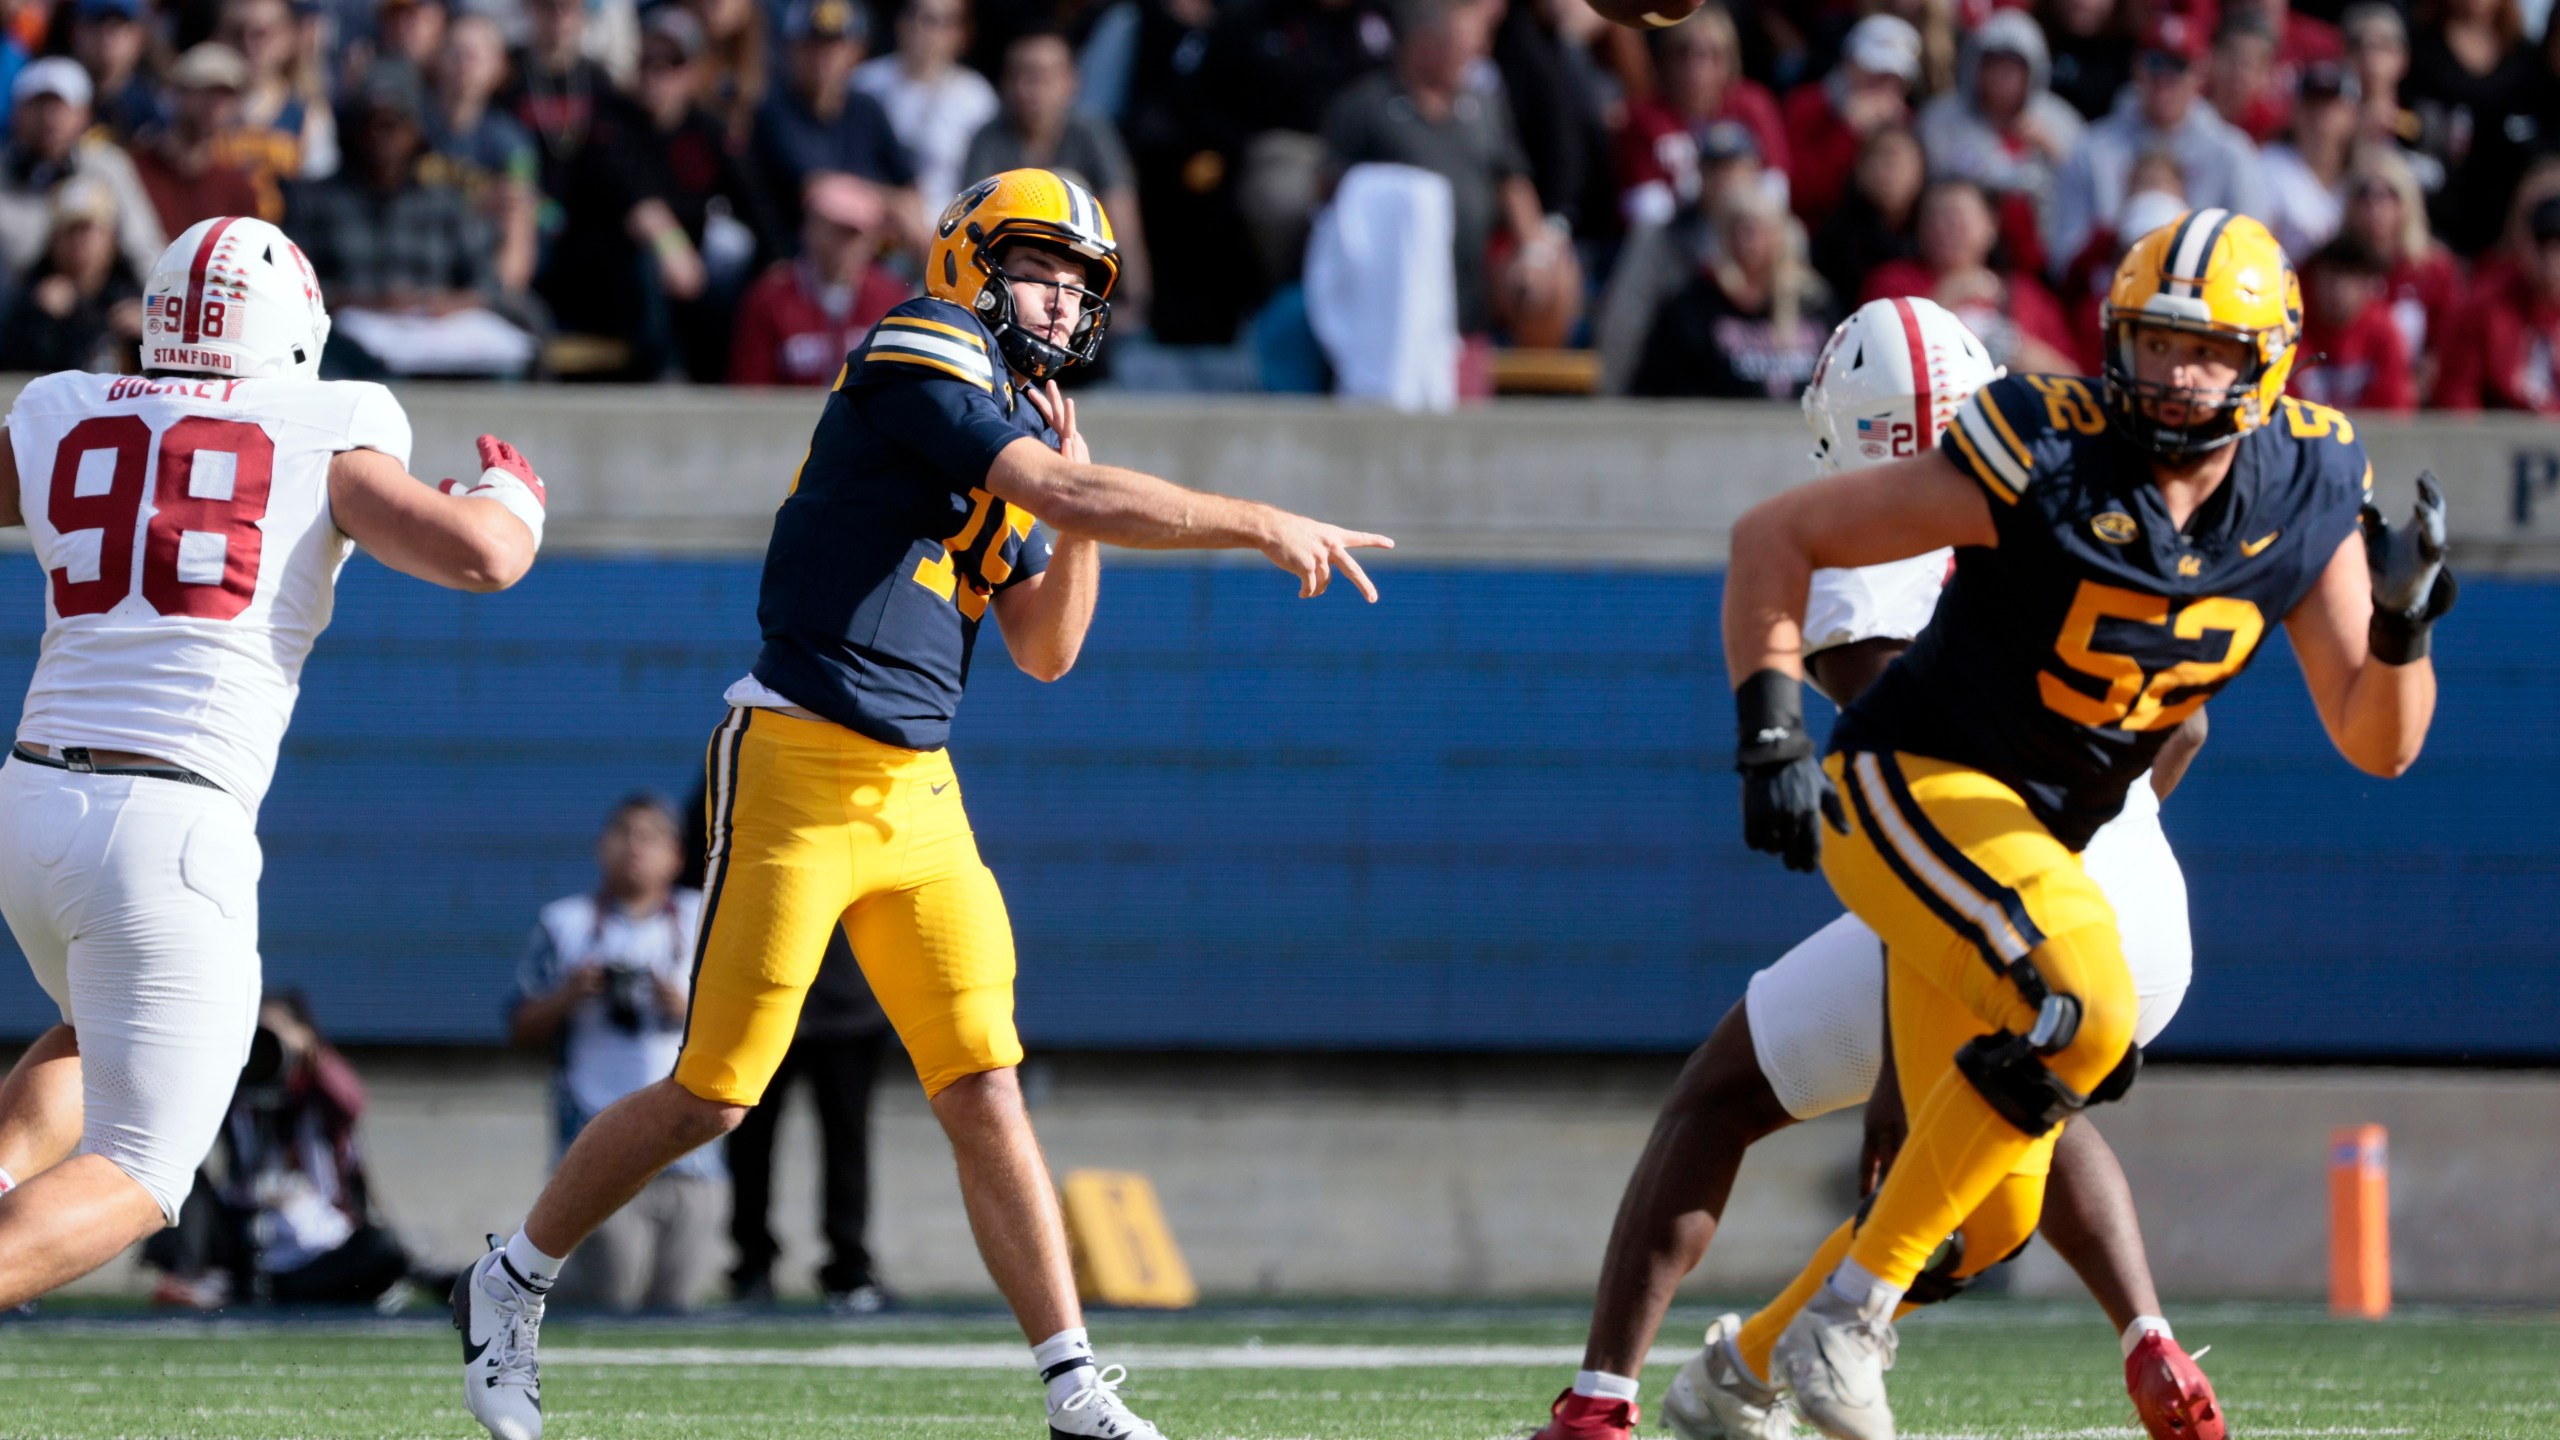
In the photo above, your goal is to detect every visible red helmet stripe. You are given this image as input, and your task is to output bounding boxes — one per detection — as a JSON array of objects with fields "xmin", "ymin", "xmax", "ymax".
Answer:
[
  {"xmin": 181, "ymin": 217, "xmax": 238, "ymax": 346},
  {"xmin": 1890, "ymin": 296, "xmax": 1933, "ymax": 450}
]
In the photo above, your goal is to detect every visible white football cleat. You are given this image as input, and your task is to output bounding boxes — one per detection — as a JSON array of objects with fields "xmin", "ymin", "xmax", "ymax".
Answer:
[
  {"xmin": 453, "ymin": 1239, "xmax": 547, "ymax": 1440},
  {"xmin": 1048, "ymin": 1364, "xmax": 1167, "ymax": 1439},
  {"xmin": 1771, "ymin": 1288, "xmax": 1897, "ymax": 1440},
  {"xmin": 1665, "ymin": 1314, "xmax": 1797, "ymax": 1440}
]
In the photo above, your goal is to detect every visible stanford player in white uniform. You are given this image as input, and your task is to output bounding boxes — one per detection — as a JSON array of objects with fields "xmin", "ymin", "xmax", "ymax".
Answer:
[
  {"xmin": 1531, "ymin": 299, "xmax": 2221, "ymax": 1440},
  {"xmin": 0, "ymin": 216, "xmax": 549, "ymax": 1307}
]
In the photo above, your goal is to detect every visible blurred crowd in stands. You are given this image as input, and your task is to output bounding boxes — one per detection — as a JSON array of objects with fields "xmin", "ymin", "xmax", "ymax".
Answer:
[{"xmin": 0, "ymin": 0, "xmax": 2557, "ymax": 407}]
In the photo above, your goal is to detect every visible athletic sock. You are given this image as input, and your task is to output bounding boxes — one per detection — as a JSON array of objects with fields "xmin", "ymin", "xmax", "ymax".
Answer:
[
  {"xmin": 2122, "ymin": 1315, "xmax": 2175, "ymax": 1358},
  {"xmin": 501, "ymin": 1229, "xmax": 562, "ymax": 1294},
  {"xmin": 0, "ymin": 1164, "xmax": 15, "ymax": 1195},
  {"xmin": 1735, "ymin": 1217, "xmax": 1855, "ymax": 1381},
  {"xmin": 1845, "ymin": 1066, "xmax": 2044, "ymax": 1288},
  {"xmin": 1571, "ymin": 1370, "xmax": 1640, "ymax": 1403},
  {"xmin": 1034, "ymin": 1327, "xmax": 1097, "ymax": 1409},
  {"xmin": 1823, "ymin": 1257, "xmax": 1905, "ymax": 1318}
]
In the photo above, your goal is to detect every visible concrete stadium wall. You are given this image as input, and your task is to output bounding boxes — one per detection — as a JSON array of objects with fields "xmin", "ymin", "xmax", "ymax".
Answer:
[
  {"xmin": 3, "ymin": 383, "xmax": 2554, "ymax": 567},
  {"xmin": 43, "ymin": 1052, "xmax": 2560, "ymax": 1304},
  {"xmin": 371, "ymin": 386, "xmax": 2560, "ymax": 570}
]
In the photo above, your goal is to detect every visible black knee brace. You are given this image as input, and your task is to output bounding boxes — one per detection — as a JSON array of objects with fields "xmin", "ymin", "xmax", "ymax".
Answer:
[
  {"xmin": 1954, "ymin": 1029, "xmax": 2088, "ymax": 1136},
  {"xmin": 1905, "ymin": 1231, "xmax": 2037, "ymax": 1306}
]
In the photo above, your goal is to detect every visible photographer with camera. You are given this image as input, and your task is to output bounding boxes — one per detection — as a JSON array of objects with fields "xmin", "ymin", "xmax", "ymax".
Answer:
[
  {"xmin": 509, "ymin": 793, "xmax": 724, "ymax": 1312},
  {"xmin": 141, "ymin": 993, "xmax": 444, "ymax": 1311}
]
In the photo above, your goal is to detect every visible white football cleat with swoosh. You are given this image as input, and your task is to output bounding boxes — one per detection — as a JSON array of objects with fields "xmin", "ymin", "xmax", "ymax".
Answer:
[{"xmin": 453, "ymin": 1238, "xmax": 547, "ymax": 1440}]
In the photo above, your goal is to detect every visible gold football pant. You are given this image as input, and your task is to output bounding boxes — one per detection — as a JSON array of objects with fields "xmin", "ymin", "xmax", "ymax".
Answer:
[
  {"xmin": 1759, "ymin": 751, "xmax": 2135, "ymax": 1328},
  {"xmin": 673, "ymin": 707, "xmax": 1024, "ymax": 1103}
]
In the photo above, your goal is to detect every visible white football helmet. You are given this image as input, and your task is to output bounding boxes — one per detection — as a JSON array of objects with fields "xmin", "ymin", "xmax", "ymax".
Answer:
[
  {"xmin": 142, "ymin": 216, "xmax": 331, "ymax": 380},
  {"xmin": 1803, "ymin": 296, "xmax": 2002, "ymax": 475}
]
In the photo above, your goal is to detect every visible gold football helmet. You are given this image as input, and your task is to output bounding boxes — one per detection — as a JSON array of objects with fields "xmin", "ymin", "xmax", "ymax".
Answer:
[
  {"xmin": 2100, "ymin": 209, "xmax": 2301, "ymax": 459},
  {"xmin": 927, "ymin": 168, "xmax": 1119, "ymax": 381}
]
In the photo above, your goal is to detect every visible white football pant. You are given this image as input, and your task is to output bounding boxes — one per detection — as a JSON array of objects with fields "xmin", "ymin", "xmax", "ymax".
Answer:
[{"xmin": 0, "ymin": 759, "xmax": 263, "ymax": 1221}]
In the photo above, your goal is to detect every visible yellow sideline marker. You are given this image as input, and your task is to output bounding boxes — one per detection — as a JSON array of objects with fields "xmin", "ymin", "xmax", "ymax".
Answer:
[
  {"xmin": 2328, "ymin": 1124, "xmax": 2390, "ymax": 1318},
  {"xmin": 1061, "ymin": 1169, "xmax": 1198, "ymax": 1309}
]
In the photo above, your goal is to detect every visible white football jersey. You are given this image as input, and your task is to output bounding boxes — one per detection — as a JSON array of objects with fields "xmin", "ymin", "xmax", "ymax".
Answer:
[
  {"xmin": 1804, "ymin": 550, "xmax": 1951, "ymax": 671},
  {"xmin": 9, "ymin": 371, "xmax": 412, "ymax": 811}
]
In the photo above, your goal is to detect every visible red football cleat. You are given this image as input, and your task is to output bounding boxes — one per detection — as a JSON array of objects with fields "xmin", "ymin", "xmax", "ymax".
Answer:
[
  {"xmin": 2126, "ymin": 1332, "xmax": 2225, "ymax": 1440},
  {"xmin": 1534, "ymin": 1388, "xmax": 1641, "ymax": 1440}
]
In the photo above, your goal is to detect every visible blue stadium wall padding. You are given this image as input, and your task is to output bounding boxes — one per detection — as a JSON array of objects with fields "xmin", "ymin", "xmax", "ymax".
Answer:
[{"xmin": 0, "ymin": 559, "xmax": 2547, "ymax": 1059}]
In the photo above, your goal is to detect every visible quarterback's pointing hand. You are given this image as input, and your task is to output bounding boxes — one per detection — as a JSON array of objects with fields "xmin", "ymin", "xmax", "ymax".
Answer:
[{"xmin": 1260, "ymin": 512, "xmax": 1394, "ymax": 602}]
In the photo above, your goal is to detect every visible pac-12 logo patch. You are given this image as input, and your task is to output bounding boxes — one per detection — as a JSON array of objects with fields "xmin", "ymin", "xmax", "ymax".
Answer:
[{"xmin": 2091, "ymin": 511, "xmax": 2139, "ymax": 545}]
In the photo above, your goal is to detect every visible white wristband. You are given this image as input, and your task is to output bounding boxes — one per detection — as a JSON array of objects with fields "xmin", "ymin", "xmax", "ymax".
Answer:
[{"xmin": 466, "ymin": 468, "xmax": 546, "ymax": 548}]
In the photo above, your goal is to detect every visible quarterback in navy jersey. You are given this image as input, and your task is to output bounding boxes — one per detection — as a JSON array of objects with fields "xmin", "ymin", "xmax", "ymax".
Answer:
[
  {"xmin": 1711, "ymin": 209, "xmax": 2452, "ymax": 1440},
  {"xmin": 455, "ymin": 170, "xmax": 1390, "ymax": 1440}
]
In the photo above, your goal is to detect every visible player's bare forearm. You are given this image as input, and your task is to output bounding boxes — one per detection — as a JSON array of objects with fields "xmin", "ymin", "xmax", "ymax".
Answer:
[
  {"xmin": 1723, "ymin": 454, "xmax": 1994, "ymax": 689},
  {"xmin": 2330, "ymin": 654, "xmax": 2435, "ymax": 777},
  {"xmin": 989, "ymin": 439, "xmax": 1276, "ymax": 550},
  {"xmin": 329, "ymin": 448, "xmax": 535, "ymax": 593},
  {"xmin": 986, "ymin": 436, "xmax": 1392, "ymax": 600},
  {"xmin": 0, "ymin": 438, "xmax": 20, "ymax": 527},
  {"xmin": 2286, "ymin": 533, "xmax": 2435, "ymax": 777},
  {"xmin": 1722, "ymin": 503, "xmax": 1817, "ymax": 687},
  {"xmin": 991, "ymin": 534, "xmax": 1100, "ymax": 682}
]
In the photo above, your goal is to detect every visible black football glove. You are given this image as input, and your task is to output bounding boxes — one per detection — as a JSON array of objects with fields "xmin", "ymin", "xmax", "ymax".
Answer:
[
  {"xmin": 1735, "ymin": 669, "xmax": 1845, "ymax": 873},
  {"xmin": 2361, "ymin": 470, "xmax": 2457, "ymax": 665}
]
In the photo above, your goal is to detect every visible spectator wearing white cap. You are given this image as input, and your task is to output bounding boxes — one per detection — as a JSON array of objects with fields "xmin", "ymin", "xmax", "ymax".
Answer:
[
  {"xmin": 1916, "ymin": 8, "xmax": 2081, "ymax": 278},
  {"xmin": 0, "ymin": 57, "xmax": 165, "ymax": 295},
  {"xmin": 1782, "ymin": 13, "xmax": 1917, "ymax": 231},
  {"xmin": 2046, "ymin": 12, "xmax": 2267, "ymax": 283}
]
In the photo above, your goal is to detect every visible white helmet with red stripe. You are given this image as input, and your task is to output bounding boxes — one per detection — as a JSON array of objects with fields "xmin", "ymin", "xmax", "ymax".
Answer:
[
  {"xmin": 141, "ymin": 216, "xmax": 331, "ymax": 381},
  {"xmin": 1803, "ymin": 296, "xmax": 2001, "ymax": 475}
]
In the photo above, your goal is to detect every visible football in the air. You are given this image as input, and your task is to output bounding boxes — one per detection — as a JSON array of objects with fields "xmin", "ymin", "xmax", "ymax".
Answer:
[{"xmin": 1582, "ymin": 0, "xmax": 1704, "ymax": 28}]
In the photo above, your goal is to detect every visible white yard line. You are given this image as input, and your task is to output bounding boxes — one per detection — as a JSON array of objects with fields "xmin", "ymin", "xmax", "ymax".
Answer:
[{"xmin": 544, "ymin": 1342, "xmax": 1695, "ymax": 1371}]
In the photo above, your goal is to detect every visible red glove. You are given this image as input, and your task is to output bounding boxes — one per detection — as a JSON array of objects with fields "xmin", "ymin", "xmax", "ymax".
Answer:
[
  {"xmin": 475, "ymin": 433, "xmax": 545, "ymax": 507},
  {"xmin": 2126, "ymin": 1332, "xmax": 2224, "ymax": 1440},
  {"xmin": 439, "ymin": 433, "xmax": 547, "ymax": 546}
]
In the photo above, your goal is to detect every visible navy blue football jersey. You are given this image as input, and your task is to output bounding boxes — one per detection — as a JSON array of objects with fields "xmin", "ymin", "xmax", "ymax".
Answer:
[
  {"xmin": 749, "ymin": 297, "xmax": 1056, "ymax": 750},
  {"xmin": 1831, "ymin": 374, "xmax": 2369, "ymax": 849}
]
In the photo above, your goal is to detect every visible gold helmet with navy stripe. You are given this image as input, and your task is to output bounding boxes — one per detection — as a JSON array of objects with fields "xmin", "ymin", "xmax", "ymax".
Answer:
[
  {"xmin": 928, "ymin": 168, "xmax": 1118, "ymax": 381},
  {"xmin": 2100, "ymin": 208, "xmax": 2301, "ymax": 460}
]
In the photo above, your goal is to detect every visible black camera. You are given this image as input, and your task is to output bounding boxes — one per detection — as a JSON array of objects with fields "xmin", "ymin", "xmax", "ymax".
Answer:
[{"xmin": 600, "ymin": 961, "xmax": 658, "ymax": 1033}]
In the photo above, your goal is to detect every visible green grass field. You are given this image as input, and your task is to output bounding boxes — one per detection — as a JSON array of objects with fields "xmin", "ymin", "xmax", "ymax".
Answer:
[{"xmin": 5, "ymin": 1300, "xmax": 2555, "ymax": 1440}]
